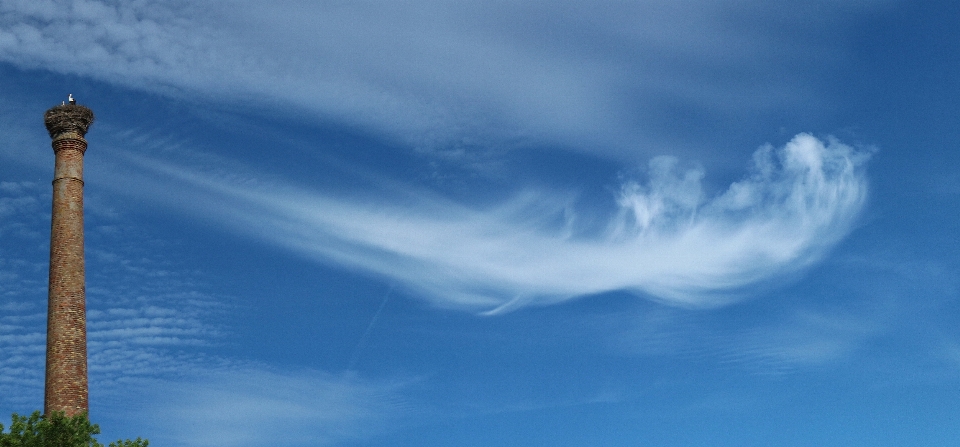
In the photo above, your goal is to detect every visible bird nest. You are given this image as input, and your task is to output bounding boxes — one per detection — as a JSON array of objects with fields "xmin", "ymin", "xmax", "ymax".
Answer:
[{"xmin": 44, "ymin": 104, "xmax": 95, "ymax": 138}]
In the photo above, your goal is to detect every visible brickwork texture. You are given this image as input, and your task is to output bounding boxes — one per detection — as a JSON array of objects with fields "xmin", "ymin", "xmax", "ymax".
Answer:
[{"xmin": 43, "ymin": 104, "xmax": 94, "ymax": 417}]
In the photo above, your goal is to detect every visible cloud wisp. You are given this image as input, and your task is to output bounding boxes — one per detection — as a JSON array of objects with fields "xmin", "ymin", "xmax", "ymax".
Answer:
[
  {"xmin": 0, "ymin": 181, "xmax": 49, "ymax": 409},
  {"xmin": 122, "ymin": 366, "xmax": 409, "ymax": 447},
  {"xmin": 0, "ymin": 0, "xmax": 889, "ymax": 158},
  {"xmin": 121, "ymin": 133, "xmax": 870, "ymax": 312},
  {"xmin": 0, "ymin": 181, "xmax": 228, "ymax": 411}
]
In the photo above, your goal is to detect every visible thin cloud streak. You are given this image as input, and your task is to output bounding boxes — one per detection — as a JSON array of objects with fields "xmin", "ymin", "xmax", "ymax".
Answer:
[
  {"xmin": 123, "ymin": 367, "xmax": 410, "ymax": 447},
  {"xmin": 121, "ymin": 133, "xmax": 870, "ymax": 312},
  {"xmin": 0, "ymin": 0, "xmax": 891, "ymax": 158},
  {"xmin": 0, "ymin": 181, "xmax": 229, "ymax": 409}
]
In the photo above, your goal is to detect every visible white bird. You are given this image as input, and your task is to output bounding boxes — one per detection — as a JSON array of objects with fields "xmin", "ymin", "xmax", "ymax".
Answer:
[{"xmin": 68, "ymin": 94, "xmax": 75, "ymax": 105}]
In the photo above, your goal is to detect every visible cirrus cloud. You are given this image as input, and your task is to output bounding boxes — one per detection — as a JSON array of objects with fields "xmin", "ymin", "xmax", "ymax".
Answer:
[
  {"xmin": 0, "ymin": 0, "xmax": 892, "ymax": 158},
  {"xmin": 115, "ymin": 133, "xmax": 869, "ymax": 312}
]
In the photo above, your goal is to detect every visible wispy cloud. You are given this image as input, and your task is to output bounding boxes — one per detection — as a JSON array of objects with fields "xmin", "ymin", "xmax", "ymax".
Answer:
[
  {"xmin": 0, "ymin": 182, "xmax": 48, "ymax": 408},
  {"xmin": 114, "ymin": 133, "xmax": 870, "ymax": 312},
  {"xmin": 712, "ymin": 310, "xmax": 877, "ymax": 375},
  {"xmin": 84, "ymin": 229, "xmax": 229, "ymax": 386},
  {"xmin": 0, "ymin": 181, "xmax": 228, "ymax": 411},
  {"xmin": 0, "ymin": 0, "xmax": 892, "ymax": 158},
  {"xmin": 600, "ymin": 295, "xmax": 882, "ymax": 377},
  {"xmin": 116, "ymin": 366, "xmax": 411, "ymax": 447}
]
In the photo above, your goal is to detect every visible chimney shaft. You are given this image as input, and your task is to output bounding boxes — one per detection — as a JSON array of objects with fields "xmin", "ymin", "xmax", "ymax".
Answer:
[{"xmin": 43, "ymin": 102, "xmax": 94, "ymax": 416}]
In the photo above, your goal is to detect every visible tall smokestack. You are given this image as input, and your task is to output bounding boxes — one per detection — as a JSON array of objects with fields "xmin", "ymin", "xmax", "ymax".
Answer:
[{"xmin": 43, "ymin": 97, "xmax": 94, "ymax": 416}]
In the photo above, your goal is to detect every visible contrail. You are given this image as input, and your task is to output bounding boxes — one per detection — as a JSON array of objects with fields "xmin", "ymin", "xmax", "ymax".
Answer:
[{"xmin": 347, "ymin": 284, "xmax": 394, "ymax": 370}]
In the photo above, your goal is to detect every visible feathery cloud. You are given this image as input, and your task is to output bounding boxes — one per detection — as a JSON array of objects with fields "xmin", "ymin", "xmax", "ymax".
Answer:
[
  {"xmin": 0, "ymin": 0, "xmax": 891, "ymax": 158},
  {"xmin": 117, "ymin": 366, "xmax": 410, "ymax": 447},
  {"xmin": 116, "ymin": 133, "xmax": 869, "ymax": 312}
]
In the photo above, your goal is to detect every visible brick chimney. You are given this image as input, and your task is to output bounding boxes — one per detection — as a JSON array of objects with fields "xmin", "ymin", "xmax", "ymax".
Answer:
[{"xmin": 43, "ymin": 98, "xmax": 94, "ymax": 416}]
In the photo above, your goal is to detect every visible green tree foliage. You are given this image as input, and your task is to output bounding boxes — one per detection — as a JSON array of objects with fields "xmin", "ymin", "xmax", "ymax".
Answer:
[
  {"xmin": 0, "ymin": 412, "xmax": 147, "ymax": 447},
  {"xmin": 106, "ymin": 439, "xmax": 149, "ymax": 447}
]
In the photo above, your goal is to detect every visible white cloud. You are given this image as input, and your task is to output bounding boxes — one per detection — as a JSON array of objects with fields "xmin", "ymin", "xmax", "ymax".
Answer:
[
  {"xmin": 0, "ymin": 0, "xmax": 892, "ymax": 158},
  {"xmin": 0, "ymin": 181, "xmax": 229, "ymax": 410},
  {"xmin": 116, "ymin": 133, "xmax": 870, "ymax": 312},
  {"xmin": 0, "ymin": 180, "xmax": 408, "ymax": 444},
  {"xmin": 714, "ymin": 310, "xmax": 877, "ymax": 374},
  {"xmin": 0, "ymin": 182, "xmax": 48, "ymax": 409},
  {"xmin": 116, "ymin": 366, "xmax": 409, "ymax": 447}
]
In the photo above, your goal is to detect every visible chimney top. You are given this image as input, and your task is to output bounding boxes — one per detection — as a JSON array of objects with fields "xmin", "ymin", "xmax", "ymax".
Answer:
[{"xmin": 44, "ymin": 101, "xmax": 94, "ymax": 139}]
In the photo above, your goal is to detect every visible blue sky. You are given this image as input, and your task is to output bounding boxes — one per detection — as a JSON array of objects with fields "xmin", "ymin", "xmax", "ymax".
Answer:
[{"xmin": 1, "ymin": 1, "xmax": 959, "ymax": 445}]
